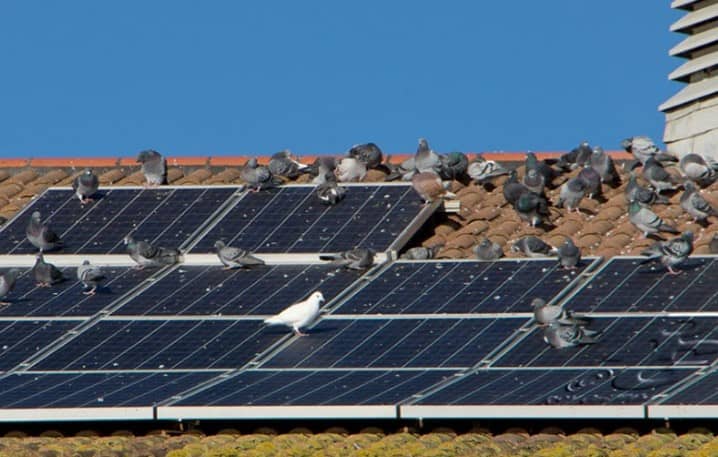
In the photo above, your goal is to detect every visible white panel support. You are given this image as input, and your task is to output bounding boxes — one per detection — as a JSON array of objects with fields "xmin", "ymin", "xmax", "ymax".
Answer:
[
  {"xmin": 157, "ymin": 405, "xmax": 397, "ymax": 420},
  {"xmin": 400, "ymin": 404, "xmax": 646, "ymax": 419},
  {"xmin": 649, "ymin": 404, "xmax": 718, "ymax": 418},
  {"xmin": 0, "ymin": 407, "xmax": 153, "ymax": 422}
]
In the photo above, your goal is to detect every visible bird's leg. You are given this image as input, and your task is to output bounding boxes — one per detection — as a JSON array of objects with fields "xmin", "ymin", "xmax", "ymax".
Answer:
[
  {"xmin": 132, "ymin": 264, "xmax": 145, "ymax": 271},
  {"xmin": 667, "ymin": 266, "xmax": 682, "ymax": 275},
  {"xmin": 293, "ymin": 327, "xmax": 308, "ymax": 337},
  {"xmin": 0, "ymin": 301, "xmax": 10, "ymax": 306},
  {"xmin": 36, "ymin": 282, "xmax": 49, "ymax": 287},
  {"xmin": 222, "ymin": 265, "xmax": 234, "ymax": 270},
  {"xmin": 82, "ymin": 286, "xmax": 97, "ymax": 296},
  {"xmin": 81, "ymin": 197, "xmax": 95, "ymax": 204}
]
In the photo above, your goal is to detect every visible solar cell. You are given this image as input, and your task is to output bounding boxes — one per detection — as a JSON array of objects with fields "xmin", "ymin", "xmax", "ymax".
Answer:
[
  {"xmin": 334, "ymin": 259, "xmax": 590, "ymax": 314},
  {"xmin": 657, "ymin": 370, "xmax": 718, "ymax": 405},
  {"xmin": 262, "ymin": 318, "xmax": 527, "ymax": 369},
  {"xmin": 191, "ymin": 185, "xmax": 425, "ymax": 253},
  {"xmin": 0, "ymin": 320, "xmax": 79, "ymax": 370}
]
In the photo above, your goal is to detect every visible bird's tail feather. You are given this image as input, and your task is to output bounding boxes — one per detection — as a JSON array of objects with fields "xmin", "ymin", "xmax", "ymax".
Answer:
[{"xmin": 264, "ymin": 316, "xmax": 282, "ymax": 325}]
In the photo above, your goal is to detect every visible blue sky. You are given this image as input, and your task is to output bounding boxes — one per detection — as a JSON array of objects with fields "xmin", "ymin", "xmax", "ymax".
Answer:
[{"xmin": 0, "ymin": 1, "xmax": 681, "ymax": 157}]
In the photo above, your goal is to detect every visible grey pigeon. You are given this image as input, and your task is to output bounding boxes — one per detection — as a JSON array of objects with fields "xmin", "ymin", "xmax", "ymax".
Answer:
[
  {"xmin": 680, "ymin": 153, "xmax": 718, "ymax": 186},
  {"xmin": 241, "ymin": 157, "xmax": 281, "ymax": 191},
  {"xmin": 214, "ymin": 241, "xmax": 264, "ymax": 270},
  {"xmin": 0, "ymin": 269, "xmax": 19, "ymax": 305},
  {"xmin": 77, "ymin": 260, "xmax": 105, "ymax": 295},
  {"xmin": 311, "ymin": 160, "xmax": 336, "ymax": 185},
  {"xmin": 473, "ymin": 238, "xmax": 504, "ymax": 261},
  {"xmin": 268, "ymin": 150, "xmax": 308, "ymax": 179},
  {"xmin": 503, "ymin": 170, "xmax": 530, "ymax": 206},
  {"xmin": 556, "ymin": 236, "xmax": 581, "ymax": 270},
  {"xmin": 307, "ymin": 156, "xmax": 337, "ymax": 180},
  {"xmin": 438, "ymin": 152, "xmax": 469, "ymax": 180},
  {"xmin": 556, "ymin": 177, "xmax": 587, "ymax": 213},
  {"xmin": 319, "ymin": 248, "xmax": 375, "ymax": 270},
  {"xmin": 384, "ymin": 155, "xmax": 417, "ymax": 181},
  {"xmin": 26, "ymin": 211, "xmax": 63, "ymax": 252},
  {"xmin": 316, "ymin": 178, "xmax": 347, "ymax": 205},
  {"xmin": 136, "ymin": 149, "xmax": 167, "ymax": 186},
  {"xmin": 513, "ymin": 192, "xmax": 550, "ymax": 227},
  {"xmin": 511, "ymin": 236, "xmax": 554, "ymax": 257},
  {"xmin": 622, "ymin": 136, "xmax": 677, "ymax": 165},
  {"xmin": 531, "ymin": 298, "xmax": 588, "ymax": 326},
  {"xmin": 557, "ymin": 141, "xmax": 592, "ymax": 171},
  {"xmin": 543, "ymin": 321, "xmax": 600, "ymax": 349},
  {"xmin": 124, "ymin": 235, "xmax": 183, "ymax": 269},
  {"xmin": 348, "ymin": 143, "xmax": 383, "ymax": 169},
  {"xmin": 710, "ymin": 234, "xmax": 718, "ymax": 254},
  {"xmin": 522, "ymin": 168, "xmax": 546, "ymax": 195},
  {"xmin": 625, "ymin": 172, "xmax": 669, "ymax": 206},
  {"xmin": 578, "ymin": 166, "xmax": 602, "ymax": 199},
  {"xmin": 642, "ymin": 157, "xmax": 682, "ymax": 193},
  {"xmin": 680, "ymin": 182, "xmax": 718, "ymax": 222},
  {"xmin": 628, "ymin": 201, "xmax": 680, "ymax": 237},
  {"xmin": 414, "ymin": 138, "xmax": 442, "ymax": 174},
  {"xmin": 335, "ymin": 157, "xmax": 367, "ymax": 182},
  {"xmin": 32, "ymin": 253, "xmax": 64, "ymax": 287},
  {"xmin": 72, "ymin": 169, "xmax": 99, "ymax": 204},
  {"xmin": 640, "ymin": 231, "xmax": 694, "ymax": 275},
  {"xmin": 467, "ymin": 155, "xmax": 510, "ymax": 184},
  {"xmin": 525, "ymin": 152, "xmax": 556, "ymax": 186},
  {"xmin": 401, "ymin": 245, "xmax": 441, "ymax": 260},
  {"xmin": 411, "ymin": 171, "xmax": 456, "ymax": 203},
  {"xmin": 590, "ymin": 146, "xmax": 620, "ymax": 185}
]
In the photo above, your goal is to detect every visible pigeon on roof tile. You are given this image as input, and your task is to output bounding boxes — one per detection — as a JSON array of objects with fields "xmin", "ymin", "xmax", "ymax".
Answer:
[
  {"xmin": 335, "ymin": 157, "xmax": 367, "ymax": 182},
  {"xmin": 556, "ymin": 141, "xmax": 592, "ymax": 171},
  {"xmin": 214, "ymin": 241, "xmax": 264, "ymax": 270},
  {"xmin": 639, "ymin": 231, "xmax": 693, "ymax": 275},
  {"xmin": 522, "ymin": 168, "xmax": 546, "ymax": 196},
  {"xmin": 124, "ymin": 235, "xmax": 183, "ymax": 270},
  {"xmin": 502, "ymin": 170, "xmax": 529, "ymax": 206},
  {"xmin": 590, "ymin": 146, "xmax": 620, "ymax": 185},
  {"xmin": 320, "ymin": 248, "xmax": 375, "ymax": 270},
  {"xmin": 642, "ymin": 157, "xmax": 682, "ymax": 193},
  {"xmin": 513, "ymin": 192, "xmax": 550, "ymax": 227},
  {"xmin": 679, "ymin": 153, "xmax": 718, "ymax": 187},
  {"xmin": 525, "ymin": 152, "xmax": 556, "ymax": 187},
  {"xmin": 438, "ymin": 151, "xmax": 469, "ymax": 181},
  {"xmin": 32, "ymin": 253, "xmax": 64, "ymax": 287},
  {"xmin": 268, "ymin": 149, "xmax": 309, "ymax": 179},
  {"xmin": 241, "ymin": 157, "xmax": 282, "ymax": 191},
  {"xmin": 411, "ymin": 171, "xmax": 456, "ymax": 203},
  {"xmin": 0, "ymin": 269, "xmax": 19, "ymax": 305},
  {"xmin": 26, "ymin": 211, "xmax": 63, "ymax": 252},
  {"xmin": 577, "ymin": 166, "xmax": 602, "ymax": 199},
  {"xmin": 136, "ymin": 149, "xmax": 167, "ymax": 186},
  {"xmin": 628, "ymin": 201, "xmax": 680, "ymax": 237},
  {"xmin": 467, "ymin": 155, "xmax": 510, "ymax": 184},
  {"xmin": 72, "ymin": 169, "xmax": 99, "ymax": 204},
  {"xmin": 543, "ymin": 321, "xmax": 600, "ymax": 348},
  {"xmin": 556, "ymin": 236, "xmax": 581, "ymax": 270},
  {"xmin": 625, "ymin": 172, "xmax": 669, "ymax": 206},
  {"xmin": 264, "ymin": 291, "xmax": 324, "ymax": 336},
  {"xmin": 556, "ymin": 177, "xmax": 587, "ymax": 213},
  {"xmin": 680, "ymin": 182, "xmax": 718, "ymax": 222},
  {"xmin": 622, "ymin": 136, "xmax": 677, "ymax": 165},
  {"xmin": 511, "ymin": 236, "xmax": 554, "ymax": 257},
  {"xmin": 77, "ymin": 260, "xmax": 105, "ymax": 296},
  {"xmin": 414, "ymin": 138, "xmax": 442, "ymax": 175},
  {"xmin": 348, "ymin": 143, "xmax": 383, "ymax": 169},
  {"xmin": 473, "ymin": 238, "xmax": 504, "ymax": 261}
]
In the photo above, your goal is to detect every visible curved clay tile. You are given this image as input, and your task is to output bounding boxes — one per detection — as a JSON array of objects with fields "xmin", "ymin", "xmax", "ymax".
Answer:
[
  {"xmin": 33, "ymin": 169, "xmax": 68, "ymax": 186},
  {"xmin": 6, "ymin": 170, "xmax": 38, "ymax": 186},
  {"xmin": 0, "ymin": 184, "xmax": 23, "ymax": 200},
  {"xmin": 695, "ymin": 245, "xmax": 711, "ymax": 254},
  {"xmin": 594, "ymin": 205, "xmax": 625, "ymax": 222},
  {"xmin": 98, "ymin": 169, "xmax": 128, "ymax": 185},
  {"xmin": 484, "ymin": 232, "xmax": 509, "ymax": 246},
  {"xmin": 575, "ymin": 234, "xmax": 601, "ymax": 250},
  {"xmin": 550, "ymin": 219, "xmax": 582, "ymax": 237},
  {"xmin": 582, "ymin": 220, "xmax": 614, "ymax": 236},
  {"xmin": 600, "ymin": 233, "xmax": 633, "ymax": 250},
  {"xmin": 455, "ymin": 220, "xmax": 489, "ymax": 236},
  {"xmin": 165, "ymin": 168, "xmax": 185, "ymax": 184},
  {"xmin": 445, "ymin": 233, "xmax": 476, "ymax": 250},
  {"xmin": 497, "ymin": 220, "xmax": 521, "ymax": 235},
  {"xmin": 21, "ymin": 183, "xmax": 50, "ymax": 198},
  {"xmin": 473, "ymin": 207, "xmax": 501, "ymax": 221},
  {"xmin": 436, "ymin": 247, "xmax": 465, "ymax": 259},
  {"xmin": 0, "ymin": 171, "xmax": 10, "ymax": 183},
  {"xmin": 423, "ymin": 234, "xmax": 446, "ymax": 248},
  {"xmin": 458, "ymin": 191, "xmax": 482, "ymax": 209},
  {"xmin": 364, "ymin": 169, "xmax": 388, "ymax": 182},
  {"xmin": 117, "ymin": 171, "xmax": 145, "ymax": 186},
  {"xmin": 204, "ymin": 168, "xmax": 242, "ymax": 185},
  {"xmin": 174, "ymin": 169, "xmax": 213, "ymax": 185}
]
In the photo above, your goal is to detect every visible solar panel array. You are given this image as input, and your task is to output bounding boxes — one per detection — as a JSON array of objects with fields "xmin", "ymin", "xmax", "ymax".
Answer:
[{"xmin": 0, "ymin": 184, "xmax": 716, "ymax": 421}]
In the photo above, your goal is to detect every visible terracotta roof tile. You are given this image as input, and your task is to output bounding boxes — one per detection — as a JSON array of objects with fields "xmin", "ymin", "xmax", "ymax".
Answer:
[
  {"xmin": 364, "ymin": 169, "xmax": 388, "ymax": 182},
  {"xmin": 203, "ymin": 168, "xmax": 242, "ymax": 185},
  {"xmin": 117, "ymin": 171, "xmax": 145, "ymax": 186},
  {"xmin": 445, "ymin": 233, "xmax": 475, "ymax": 249},
  {"xmin": 575, "ymin": 234, "xmax": 602, "ymax": 250},
  {"xmin": 99, "ymin": 169, "xmax": 129, "ymax": 185},
  {"xmin": 0, "ymin": 184, "xmax": 24, "ymax": 200},
  {"xmin": 423, "ymin": 234, "xmax": 447, "ymax": 248},
  {"xmin": 33, "ymin": 169, "xmax": 69, "ymax": 186},
  {"xmin": 695, "ymin": 244, "xmax": 711, "ymax": 254},
  {"xmin": 436, "ymin": 247, "xmax": 465, "ymax": 259},
  {"xmin": 6, "ymin": 170, "xmax": 38, "ymax": 186},
  {"xmin": 166, "ymin": 168, "xmax": 185, "ymax": 184},
  {"xmin": 174, "ymin": 169, "xmax": 213, "ymax": 185},
  {"xmin": 455, "ymin": 220, "xmax": 489, "ymax": 236}
]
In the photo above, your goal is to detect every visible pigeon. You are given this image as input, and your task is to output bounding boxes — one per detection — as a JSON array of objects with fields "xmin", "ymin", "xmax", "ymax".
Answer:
[
  {"xmin": 628, "ymin": 201, "xmax": 680, "ymax": 237},
  {"xmin": 214, "ymin": 241, "xmax": 264, "ymax": 270},
  {"xmin": 414, "ymin": 138, "xmax": 442, "ymax": 174},
  {"xmin": 511, "ymin": 236, "xmax": 554, "ymax": 258},
  {"xmin": 335, "ymin": 157, "xmax": 367, "ymax": 182},
  {"xmin": 32, "ymin": 253, "xmax": 64, "ymax": 287},
  {"xmin": 72, "ymin": 169, "xmax": 99, "ymax": 204},
  {"xmin": 680, "ymin": 181, "xmax": 718, "ymax": 222},
  {"xmin": 557, "ymin": 141, "xmax": 592, "ymax": 171},
  {"xmin": 319, "ymin": 248, "xmax": 375, "ymax": 270},
  {"xmin": 77, "ymin": 260, "xmax": 105, "ymax": 295},
  {"xmin": 640, "ymin": 231, "xmax": 694, "ymax": 275},
  {"xmin": 467, "ymin": 155, "xmax": 510, "ymax": 184},
  {"xmin": 543, "ymin": 321, "xmax": 600, "ymax": 349},
  {"xmin": 577, "ymin": 166, "xmax": 602, "ymax": 199},
  {"xmin": 384, "ymin": 155, "xmax": 417, "ymax": 181},
  {"xmin": 315, "ymin": 178, "xmax": 347, "ymax": 205},
  {"xmin": 438, "ymin": 151, "xmax": 469, "ymax": 180},
  {"xmin": 474, "ymin": 238, "xmax": 504, "ymax": 261},
  {"xmin": 0, "ymin": 269, "xmax": 19, "ymax": 305},
  {"xmin": 124, "ymin": 236, "xmax": 183, "ymax": 269},
  {"xmin": 556, "ymin": 177, "xmax": 587, "ymax": 213},
  {"xmin": 513, "ymin": 192, "xmax": 550, "ymax": 227},
  {"xmin": 680, "ymin": 153, "xmax": 718, "ymax": 186},
  {"xmin": 264, "ymin": 291, "xmax": 325, "ymax": 336},
  {"xmin": 525, "ymin": 152, "xmax": 556, "ymax": 186},
  {"xmin": 556, "ymin": 236, "xmax": 581, "ymax": 270},
  {"xmin": 311, "ymin": 159, "xmax": 337, "ymax": 185},
  {"xmin": 400, "ymin": 245, "xmax": 441, "ymax": 260},
  {"xmin": 590, "ymin": 146, "xmax": 620, "ymax": 185},
  {"xmin": 625, "ymin": 172, "xmax": 669, "ymax": 206},
  {"xmin": 136, "ymin": 149, "xmax": 167, "ymax": 186},
  {"xmin": 710, "ymin": 234, "xmax": 718, "ymax": 254},
  {"xmin": 642, "ymin": 157, "xmax": 682, "ymax": 193},
  {"xmin": 622, "ymin": 136, "xmax": 677, "ymax": 165},
  {"xmin": 531, "ymin": 298, "xmax": 588, "ymax": 326},
  {"xmin": 522, "ymin": 168, "xmax": 546, "ymax": 195},
  {"xmin": 268, "ymin": 150, "xmax": 308, "ymax": 179},
  {"xmin": 241, "ymin": 157, "xmax": 282, "ymax": 191},
  {"xmin": 26, "ymin": 211, "xmax": 63, "ymax": 252},
  {"xmin": 348, "ymin": 143, "xmax": 383, "ymax": 169},
  {"xmin": 411, "ymin": 171, "xmax": 456, "ymax": 203},
  {"xmin": 307, "ymin": 156, "xmax": 338, "ymax": 181},
  {"xmin": 502, "ymin": 170, "xmax": 530, "ymax": 206}
]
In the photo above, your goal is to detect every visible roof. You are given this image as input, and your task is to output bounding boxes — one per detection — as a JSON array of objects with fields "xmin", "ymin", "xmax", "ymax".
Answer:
[
  {"xmin": 669, "ymin": 25, "xmax": 718, "ymax": 57},
  {"xmin": 0, "ymin": 151, "xmax": 712, "ymax": 261},
  {"xmin": 659, "ymin": 74, "xmax": 718, "ymax": 111},
  {"xmin": 670, "ymin": 3, "xmax": 718, "ymax": 33}
]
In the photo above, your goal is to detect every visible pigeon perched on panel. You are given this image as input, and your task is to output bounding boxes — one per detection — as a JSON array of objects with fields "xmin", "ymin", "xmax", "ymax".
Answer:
[
  {"xmin": 268, "ymin": 150, "xmax": 308, "ymax": 179},
  {"xmin": 590, "ymin": 146, "xmax": 620, "ymax": 185},
  {"xmin": 556, "ymin": 177, "xmax": 587, "ymax": 213},
  {"xmin": 214, "ymin": 241, "xmax": 264, "ymax": 270},
  {"xmin": 26, "ymin": 211, "xmax": 63, "ymax": 252},
  {"xmin": 0, "ymin": 269, "xmax": 19, "ymax": 305},
  {"xmin": 438, "ymin": 151, "xmax": 469, "ymax": 180},
  {"xmin": 414, "ymin": 138, "xmax": 442, "ymax": 174},
  {"xmin": 474, "ymin": 238, "xmax": 504, "ymax": 261},
  {"xmin": 640, "ymin": 231, "xmax": 694, "ymax": 275},
  {"xmin": 241, "ymin": 157, "xmax": 282, "ymax": 191},
  {"xmin": 32, "ymin": 254, "xmax": 64, "ymax": 287},
  {"xmin": 467, "ymin": 155, "xmax": 510, "ymax": 184},
  {"xmin": 680, "ymin": 182, "xmax": 718, "ymax": 222},
  {"xmin": 513, "ymin": 192, "xmax": 550, "ymax": 227},
  {"xmin": 72, "ymin": 169, "xmax": 99, "ymax": 204},
  {"xmin": 642, "ymin": 157, "xmax": 682, "ymax": 193},
  {"xmin": 124, "ymin": 236, "xmax": 183, "ymax": 269},
  {"xmin": 680, "ymin": 153, "xmax": 718, "ymax": 186},
  {"xmin": 315, "ymin": 178, "xmax": 347, "ymax": 205},
  {"xmin": 401, "ymin": 245, "xmax": 442, "ymax": 260},
  {"xmin": 628, "ymin": 201, "xmax": 679, "ymax": 237},
  {"xmin": 411, "ymin": 171, "xmax": 456, "ymax": 203},
  {"xmin": 543, "ymin": 321, "xmax": 600, "ymax": 349},
  {"xmin": 335, "ymin": 157, "xmax": 367, "ymax": 182},
  {"xmin": 625, "ymin": 172, "xmax": 669, "ymax": 206},
  {"xmin": 264, "ymin": 291, "xmax": 325, "ymax": 336},
  {"xmin": 511, "ymin": 236, "xmax": 554, "ymax": 258},
  {"xmin": 136, "ymin": 149, "xmax": 167, "ymax": 186},
  {"xmin": 319, "ymin": 248, "xmax": 375, "ymax": 270},
  {"xmin": 531, "ymin": 298, "xmax": 588, "ymax": 326},
  {"xmin": 77, "ymin": 260, "xmax": 105, "ymax": 295},
  {"xmin": 556, "ymin": 237, "xmax": 581, "ymax": 270},
  {"xmin": 348, "ymin": 143, "xmax": 383, "ymax": 169}
]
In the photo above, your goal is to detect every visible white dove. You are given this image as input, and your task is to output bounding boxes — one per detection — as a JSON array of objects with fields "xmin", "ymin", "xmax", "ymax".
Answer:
[{"xmin": 264, "ymin": 291, "xmax": 325, "ymax": 336}]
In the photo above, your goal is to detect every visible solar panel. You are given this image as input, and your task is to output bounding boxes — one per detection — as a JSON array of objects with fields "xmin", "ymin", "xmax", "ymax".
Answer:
[
  {"xmin": 262, "ymin": 318, "xmax": 527, "ymax": 369},
  {"xmin": 0, "ymin": 187, "xmax": 237, "ymax": 254},
  {"xmin": 562, "ymin": 257, "xmax": 718, "ymax": 312},
  {"xmin": 191, "ymin": 184, "xmax": 425, "ymax": 253},
  {"xmin": 333, "ymin": 259, "xmax": 593, "ymax": 314},
  {"xmin": 0, "ymin": 320, "xmax": 79, "ymax": 370},
  {"xmin": 112, "ymin": 264, "xmax": 362, "ymax": 316}
]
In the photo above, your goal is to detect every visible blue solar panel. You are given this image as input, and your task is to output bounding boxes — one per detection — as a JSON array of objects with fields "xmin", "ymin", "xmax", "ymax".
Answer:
[
  {"xmin": 0, "ymin": 371, "xmax": 219, "ymax": 407},
  {"xmin": 412, "ymin": 368, "xmax": 694, "ymax": 405},
  {"xmin": 191, "ymin": 185, "xmax": 425, "ymax": 253},
  {"xmin": 113, "ymin": 264, "xmax": 361, "ymax": 316},
  {"xmin": 0, "ymin": 267, "xmax": 154, "ymax": 317},
  {"xmin": 564, "ymin": 257, "xmax": 718, "ymax": 312},
  {"xmin": 32, "ymin": 320, "xmax": 283, "ymax": 370},
  {"xmin": 0, "ymin": 188, "xmax": 236, "ymax": 254},
  {"xmin": 262, "ymin": 318, "xmax": 527, "ymax": 369},
  {"xmin": 658, "ymin": 371, "xmax": 718, "ymax": 405},
  {"xmin": 0, "ymin": 320, "xmax": 78, "ymax": 370},
  {"xmin": 495, "ymin": 316, "xmax": 718, "ymax": 368},
  {"xmin": 334, "ymin": 259, "xmax": 590, "ymax": 314},
  {"xmin": 172, "ymin": 369, "xmax": 457, "ymax": 406}
]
